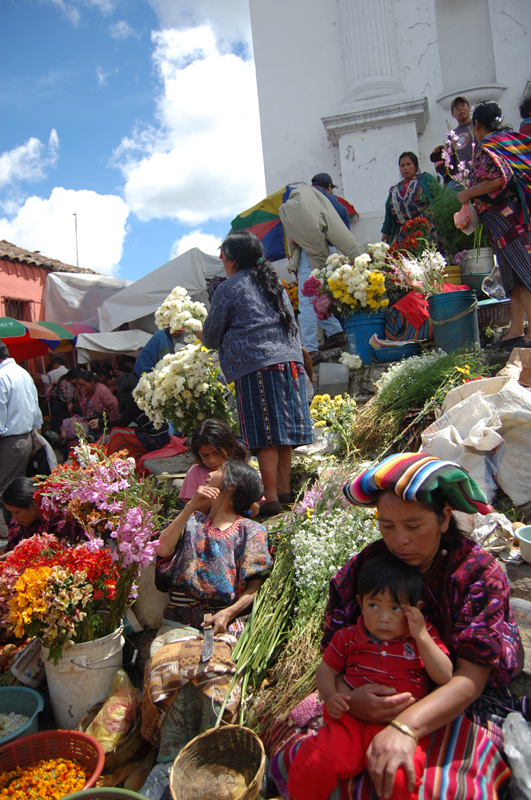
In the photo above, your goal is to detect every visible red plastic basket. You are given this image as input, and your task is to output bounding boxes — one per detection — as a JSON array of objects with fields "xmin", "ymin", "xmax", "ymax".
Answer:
[{"xmin": 0, "ymin": 730, "xmax": 105, "ymax": 790}]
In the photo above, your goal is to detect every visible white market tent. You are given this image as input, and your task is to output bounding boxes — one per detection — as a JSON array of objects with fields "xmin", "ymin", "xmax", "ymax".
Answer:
[
  {"xmin": 75, "ymin": 330, "xmax": 152, "ymax": 364},
  {"xmin": 99, "ymin": 248, "xmax": 225, "ymax": 333},
  {"xmin": 43, "ymin": 272, "xmax": 132, "ymax": 329}
]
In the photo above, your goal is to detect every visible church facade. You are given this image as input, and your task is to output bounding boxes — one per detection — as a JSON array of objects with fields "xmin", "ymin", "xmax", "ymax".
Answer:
[{"xmin": 249, "ymin": 0, "xmax": 530, "ymax": 244}]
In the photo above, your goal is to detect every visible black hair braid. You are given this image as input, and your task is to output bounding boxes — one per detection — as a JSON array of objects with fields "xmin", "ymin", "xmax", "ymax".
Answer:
[{"xmin": 221, "ymin": 231, "xmax": 297, "ymax": 336}]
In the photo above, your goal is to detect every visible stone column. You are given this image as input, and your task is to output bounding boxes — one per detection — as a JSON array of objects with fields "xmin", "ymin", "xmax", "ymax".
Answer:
[{"xmin": 339, "ymin": 0, "xmax": 404, "ymax": 101}]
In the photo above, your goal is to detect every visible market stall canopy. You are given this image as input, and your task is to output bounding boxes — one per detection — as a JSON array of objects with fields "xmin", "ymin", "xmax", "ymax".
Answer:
[
  {"xmin": 230, "ymin": 183, "xmax": 359, "ymax": 281},
  {"xmin": 98, "ymin": 247, "xmax": 225, "ymax": 333},
  {"xmin": 75, "ymin": 330, "xmax": 153, "ymax": 364},
  {"xmin": 43, "ymin": 272, "xmax": 132, "ymax": 329},
  {"xmin": 0, "ymin": 317, "xmax": 61, "ymax": 361}
]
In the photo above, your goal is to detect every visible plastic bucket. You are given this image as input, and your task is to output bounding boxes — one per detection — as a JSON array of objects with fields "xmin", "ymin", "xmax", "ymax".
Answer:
[
  {"xmin": 0, "ymin": 687, "xmax": 44, "ymax": 745},
  {"xmin": 342, "ymin": 310, "xmax": 385, "ymax": 365},
  {"xmin": 41, "ymin": 626, "xmax": 124, "ymax": 730},
  {"xmin": 318, "ymin": 362, "xmax": 350, "ymax": 397},
  {"xmin": 443, "ymin": 265, "xmax": 462, "ymax": 285},
  {"xmin": 427, "ymin": 290, "xmax": 479, "ymax": 352},
  {"xmin": 133, "ymin": 562, "xmax": 168, "ymax": 630},
  {"xmin": 461, "ymin": 247, "xmax": 495, "ymax": 275}
]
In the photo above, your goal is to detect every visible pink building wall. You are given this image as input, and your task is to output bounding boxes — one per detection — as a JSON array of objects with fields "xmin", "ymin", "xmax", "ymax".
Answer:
[{"xmin": 0, "ymin": 259, "xmax": 47, "ymax": 321}]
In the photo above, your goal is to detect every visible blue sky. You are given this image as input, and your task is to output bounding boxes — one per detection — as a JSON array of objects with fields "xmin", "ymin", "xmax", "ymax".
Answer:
[{"xmin": 0, "ymin": 0, "xmax": 265, "ymax": 280}]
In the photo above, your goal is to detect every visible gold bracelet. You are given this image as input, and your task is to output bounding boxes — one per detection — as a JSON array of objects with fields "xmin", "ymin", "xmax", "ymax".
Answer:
[{"xmin": 389, "ymin": 720, "xmax": 419, "ymax": 743}]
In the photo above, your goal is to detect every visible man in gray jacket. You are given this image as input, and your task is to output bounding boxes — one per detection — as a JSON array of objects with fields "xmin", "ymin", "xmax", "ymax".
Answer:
[{"xmin": 280, "ymin": 174, "xmax": 361, "ymax": 363}]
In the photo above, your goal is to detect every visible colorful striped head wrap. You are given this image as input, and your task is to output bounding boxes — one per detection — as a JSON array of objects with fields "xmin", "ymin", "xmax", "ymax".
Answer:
[{"xmin": 343, "ymin": 453, "xmax": 492, "ymax": 515}]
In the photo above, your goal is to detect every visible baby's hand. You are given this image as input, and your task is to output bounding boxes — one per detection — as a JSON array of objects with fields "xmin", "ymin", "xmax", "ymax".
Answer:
[
  {"xmin": 325, "ymin": 692, "xmax": 350, "ymax": 719},
  {"xmin": 403, "ymin": 606, "xmax": 427, "ymax": 639}
]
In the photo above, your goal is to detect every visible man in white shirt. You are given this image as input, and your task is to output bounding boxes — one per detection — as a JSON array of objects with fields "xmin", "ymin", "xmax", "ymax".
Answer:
[
  {"xmin": 0, "ymin": 342, "xmax": 43, "ymax": 518},
  {"xmin": 42, "ymin": 356, "xmax": 68, "ymax": 386}
]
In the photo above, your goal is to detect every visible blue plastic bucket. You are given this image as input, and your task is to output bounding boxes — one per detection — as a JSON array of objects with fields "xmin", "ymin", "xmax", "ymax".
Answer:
[
  {"xmin": 427, "ymin": 290, "xmax": 479, "ymax": 353},
  {"xmin": 342, "ymin": 310, "xmax": 385, "ymax": 365},
  {"xmin": 0, "ymin": 686, "xmax": 44, "ymax": 745}
]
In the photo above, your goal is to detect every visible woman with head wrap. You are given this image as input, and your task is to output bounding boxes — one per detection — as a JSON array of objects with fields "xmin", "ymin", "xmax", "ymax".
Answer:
[{"xmin": 274, "ymin": 453, "xmax": 521, "ymax": 800}]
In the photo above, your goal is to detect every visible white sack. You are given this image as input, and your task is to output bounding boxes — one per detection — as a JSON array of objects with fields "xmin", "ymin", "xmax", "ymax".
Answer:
[{"xmin": 425, "ymin": 377, "xmax": 531, "ymax": 506}]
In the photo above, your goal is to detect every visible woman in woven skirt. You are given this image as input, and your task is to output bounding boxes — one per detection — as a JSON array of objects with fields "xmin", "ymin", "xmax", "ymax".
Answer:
[
  {"xmin": 202, "ymin": 230, "xmax": 314, "ymax": 515},
  {"xmin": 457, "ymin": 100, "xmax": 531, "ymax": 346}
]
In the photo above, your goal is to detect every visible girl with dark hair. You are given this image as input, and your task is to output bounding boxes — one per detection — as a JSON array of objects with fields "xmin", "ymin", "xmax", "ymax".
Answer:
[
  {"xmin": 381, "ymin": 151, "xmax": 439, "ymax": 245},
  {"xmin": 457, "ymin": 100, "xmax": 531, "ymax": 347},
  {"xmin": 2, "ymin": 477, "xmax": 85, "ymax": 551},
  {"xmin": 180, "ymin": 418, "xmax": 246, "ymax": 501},
  {"xmin": 105, "ymin": 373, "xmax": 170, "ymax": 458},
  {"xmin": 201, "ymin": 230, "xmax": 313, "ymax": 515},
  {"xmin": 49, "ymin": 368, "xmax": 81, "ymax": 433},
  {"xmin": 145, "ymin": 460, "xmax": 272, "ymax": 758}
]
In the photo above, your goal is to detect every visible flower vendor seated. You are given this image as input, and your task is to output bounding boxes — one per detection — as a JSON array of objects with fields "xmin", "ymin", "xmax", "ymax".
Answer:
[
  {"xmin": 76, "ymin": 370, "xmax": 119, "ymax": 433},
  {"xmin": 200, "ymin": 230, "xmax": 314, "ymax": 516},
  {"xmin": 179, "ymin": 419, "xmax": 259, "ymax": 517},
  {"xmin": 141, "ymin": 459, "xmax": 272, "ymax": 758},
  {"xmin": 2, "ymin": 477, "xmax": 86, "ymax": 552},
  {"xmin": 288, "ymin": 554, "xmax": 453, "ymax": 800},
  {"xmin": 273, "ymin": 453, "xmax": 522, "ymax": 800},
  {"xmin": 106, "ymin": 373, "xmax": 170, "ymax": 458},
  {"xmin": 381, "ymin": 152, "xmax": 439, "ymax": 246}
]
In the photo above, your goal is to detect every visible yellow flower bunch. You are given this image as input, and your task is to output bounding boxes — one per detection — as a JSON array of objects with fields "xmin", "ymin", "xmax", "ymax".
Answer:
[
  {"xmin": 309, "ymin": 393, "xmax": 358, "ymax": 454},
  {"xmin": 9, "ymin": 567, "xmax": 51, "ymax": 638},
  {"xmin": 327, "ymin": 277, "xmax": 358, "ymax": 309},
  {"xmin": 365, "ymin": 271, "xmax": 390, "ymax": 311},
  {"xmin": 0, "ymin": 757, "xmax": 89, "ymax": 799},
  {"xmin": 282, "ymin": 279, "xmax": 299, "ymax": 312}
]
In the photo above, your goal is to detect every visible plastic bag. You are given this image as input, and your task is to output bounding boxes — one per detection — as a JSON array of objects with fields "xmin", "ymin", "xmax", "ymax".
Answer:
[
  {"xmin": 482, "ymin": 261, "xmax": 506, "ymax": 300},
  {"xmin": 140, "ymin": 762, "xmax": 172, "ymax": 800},
  {"xmin": 502, "ymin": 712, "xmax": 531, "ymax": 799},
  {"xmin": 86, "ymin": 669, "xmax": 140, "ymax": 753},
  {"xmin": 454, "ymin": 201, "xmax": 479, "ymax": 234}
]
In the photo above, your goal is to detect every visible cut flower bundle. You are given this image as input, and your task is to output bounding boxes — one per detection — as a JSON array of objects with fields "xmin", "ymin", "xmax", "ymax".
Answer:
[
  {"xmin": 133, "ymin": 344, "xmax": 233, "ymax": 433},
  {"xmin": 302, "ymin": 245, "xmax": 390, "ymax": 320},
  {"xmin": 154, "ymin": 285, "xmax": 207, "ymax": 334}
]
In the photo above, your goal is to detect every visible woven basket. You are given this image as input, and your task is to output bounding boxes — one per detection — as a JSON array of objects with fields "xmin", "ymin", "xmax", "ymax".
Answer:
[
  {"xmin": 77, "ymin": 700, "xmax": 144, "ymax": 771},
  {"xmin": 0, "ymin": 730, "xmax": 104, "ymax": 790},
  {"xmin": 477, "ymin": 299, "xmax": 511, "ymax": 329},
  {"xmin": 169, "ymin": 725, "xmax": 265, "ymax": 800}
]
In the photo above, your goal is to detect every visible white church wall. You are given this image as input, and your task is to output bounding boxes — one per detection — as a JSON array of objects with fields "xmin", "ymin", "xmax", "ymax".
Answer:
[{"xmin": 249, "ymin": 0, "xmax": 531, "ymax": 249}]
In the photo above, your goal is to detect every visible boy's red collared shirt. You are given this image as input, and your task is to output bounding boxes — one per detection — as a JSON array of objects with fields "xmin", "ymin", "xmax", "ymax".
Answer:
[{"xmin": 323, "ymin": 616, "xmax": 450, "ymax": 699}]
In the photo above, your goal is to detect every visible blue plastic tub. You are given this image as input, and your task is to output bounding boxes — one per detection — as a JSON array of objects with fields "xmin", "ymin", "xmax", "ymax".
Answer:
[
  {"xmin": 342, "ymin": 310, "xmax": 386, "ymax": 365},
  {"xmin": 374, "ymin": 343, "xmax": 420, "ymax": 363},
  {"xmin": 427, "ymin": 290, "xmax": 479, "ymax": 353},
  {"xmin": 0, "ymin": 686, "xmax": 44, "ymax": 745}
]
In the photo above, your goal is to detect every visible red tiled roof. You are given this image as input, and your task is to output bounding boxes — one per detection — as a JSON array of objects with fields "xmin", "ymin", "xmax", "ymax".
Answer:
[{"xmin": 0, "ymin": 240, "xmax": 97, "ymax": 274}]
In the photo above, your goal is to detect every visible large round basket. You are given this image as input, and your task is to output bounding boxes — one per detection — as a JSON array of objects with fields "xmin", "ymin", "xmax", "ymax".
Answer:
[
  {"xmin": 169, "ymin": 725, "xmax": 265, "ymax": 800},
  {"xmin": 0, "ymin": 730, "xmax": 105, "ymax": 790},
  {"xmin": 77, "ymin": 699, "xmax": 144, "ymax": 770}
]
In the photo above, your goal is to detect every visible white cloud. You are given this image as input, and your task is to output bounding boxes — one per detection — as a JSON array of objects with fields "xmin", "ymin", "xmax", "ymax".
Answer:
[
  {"xmin": 43, "ymin": 0, "xmax": 117, "ymax": 25},
  {"xmin": 170, "ymin": 230, "xmax": 221, "ymax": 258},
  {"xmin": 0, "ymin": 130, "xmax": 59, "ymax": 189},
  {"xmin": 112, "ymin": 26, "xmax": 265, "ymax": 226},
  {"xmin": 96, "ymin": 66, "xmax": 109, "ymax": 86},
  {"xmin": 0, "ymin": 187, "xmax": 129, "ymax": 276},
  {"xmin": 110, "ymin": 20, "xmax": 139, "ymax": 40},
  {"xmin": 148, "ymin": 0, "xmax": 253, "ymax": 51}
]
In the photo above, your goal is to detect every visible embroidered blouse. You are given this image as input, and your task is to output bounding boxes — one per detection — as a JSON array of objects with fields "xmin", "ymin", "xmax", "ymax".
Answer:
[
  {"xmin": 469, "ymin": 148, "xmax": 515, "ymax": 215},
  {"xmin": 322, "ymin": 530, "xmax": 521, "ymax": 688},
  {"xmin": 156, "ymin": 512, "xmax": 272, "ymax": 606}
]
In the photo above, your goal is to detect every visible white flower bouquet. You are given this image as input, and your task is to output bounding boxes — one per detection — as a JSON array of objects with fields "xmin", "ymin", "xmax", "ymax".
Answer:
[
  {"xmin": 154, "ymin": 286, "xmax": 207, "ymax": 334},
  {"xmin": 133, "ymin": 344, "xmax": 232, "ymax": 434},
  {"xmin": 301, "ymin": 245, "xmax": 390, "ymax": 320},
  {"xmin": 388, "ymin": 246, "xmax": 448, "ymax": 298}
]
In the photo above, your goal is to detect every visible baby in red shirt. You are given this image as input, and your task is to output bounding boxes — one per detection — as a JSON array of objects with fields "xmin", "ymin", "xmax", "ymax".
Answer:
[{"xmin": 287, "ymin": 554, "xmax": 453, "ymax": 800}]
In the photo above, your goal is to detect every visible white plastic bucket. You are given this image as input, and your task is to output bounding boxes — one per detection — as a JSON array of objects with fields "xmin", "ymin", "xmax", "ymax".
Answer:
[
  {"xmin": 133, "ymin": 562, "xmax": 168, "ymax": 629},
  {"xmin": 318, "ymin": 362, "xmax": 350, "ymax": 398},
  {"xmin": 461, "ymin": 247, "xmax": 495, "ymax": 275},
  {"xmin": 41, "ymin": 626, "xmax": 124, "ymax": 729}
]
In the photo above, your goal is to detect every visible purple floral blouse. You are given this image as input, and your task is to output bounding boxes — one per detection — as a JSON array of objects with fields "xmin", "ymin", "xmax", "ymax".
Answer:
[
  {"xmin": 156, "ymin": 512, "xmax": 272, "ymax": 606},
  {"xmin": 322, "ymin": 530, "xmax": 521, "ymax": 688}
]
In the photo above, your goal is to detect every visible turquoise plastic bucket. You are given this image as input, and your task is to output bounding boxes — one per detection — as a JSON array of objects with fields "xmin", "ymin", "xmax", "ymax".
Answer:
[
  {"xmin": 427, "ymin": 290, "xmax": 479, "ymax": 352},
  {"xmin": 342, "ymin": 310, "xmax": 385, "ymax": 365},
  {"xmin": 0, "ymin": 687, "xmax": 44, "ymax": 746}
]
